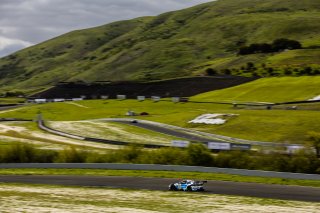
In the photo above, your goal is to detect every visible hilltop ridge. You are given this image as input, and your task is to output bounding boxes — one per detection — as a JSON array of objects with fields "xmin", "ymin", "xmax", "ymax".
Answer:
[{"xmin": 1, "ymin": 0, "xmax": 320, "ymax": 93}]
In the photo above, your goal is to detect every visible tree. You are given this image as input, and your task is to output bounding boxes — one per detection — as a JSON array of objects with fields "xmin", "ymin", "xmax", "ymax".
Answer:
[
  {"xmin": 238, "ymin": 46, "xmax": 251, "ymax": 55},
  {"xmin": 308, "ymin": 131, "xmax": 320, "ymax": 158},
  {"xmin": 272, "ymin": 38, "xmax": 302, "ymax": 51},
  {"xmin": 222, "ymin": 69, "xmax": 231, "ymax": 75},
  {"xmin": 238, "ymin": 39, "xmax": 301, "ymax": 55},
  {"xmin": 205, "ymin": 68, "xmax": 218, "ymax": 76},
  {"xmin": 246, "ymin": 62, "xmax": 255, "ymax": 70},
  {"xmin": 187, "ymin": 143, "xmax": 214, "ymax": 166}
]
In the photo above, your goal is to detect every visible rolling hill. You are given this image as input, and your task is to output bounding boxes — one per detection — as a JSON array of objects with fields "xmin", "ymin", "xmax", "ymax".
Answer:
[
  {"xmin": 1, "ymin": 0, "xmax": 320, "ymax": 93},
  {"xmin": 191, "ymin": 76, "xmax": 320, "ymax": 103}
]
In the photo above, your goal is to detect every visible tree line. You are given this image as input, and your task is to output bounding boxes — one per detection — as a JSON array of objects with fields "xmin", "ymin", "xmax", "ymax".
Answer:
[
  {"xmin": 205, "ymin": 63, "xmax": 320, "ymax": 77},
  {"xmin": 238, "ymin": 38, "xmax": 302, "ymax": 55},
  {"xmin": 1, "ymin": 140, "xmax": 320, "ymax": 174}
]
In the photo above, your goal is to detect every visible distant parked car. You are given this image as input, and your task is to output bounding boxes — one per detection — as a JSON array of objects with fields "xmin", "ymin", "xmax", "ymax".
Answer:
[
  {"xmin": 169, "ymin": 180, "xmax": 207, "ymax": 192},
  {"xmin": 131, "ymin": 120, "xmax": 138, "ymax": 123}
]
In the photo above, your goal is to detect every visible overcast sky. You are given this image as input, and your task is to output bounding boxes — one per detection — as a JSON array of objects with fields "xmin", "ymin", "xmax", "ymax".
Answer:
[{"xmin": 0, "ymin": 0, "xmax": 213, "ymax": 57}]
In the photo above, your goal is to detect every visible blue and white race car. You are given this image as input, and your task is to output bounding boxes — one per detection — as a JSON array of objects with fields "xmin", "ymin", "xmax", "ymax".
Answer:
[{"xmin": 169, "ymin": 180, "xmax": 207, "ymax": 192}]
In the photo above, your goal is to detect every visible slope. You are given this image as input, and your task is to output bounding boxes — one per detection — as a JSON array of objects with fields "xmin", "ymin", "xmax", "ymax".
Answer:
[
  {"xmin": 191, "ymin": 76, "xmax": 320, "ymax": 103},
  {"xmin": 1, "ymin": 0, "xmax": 320, "ymax": 93}
]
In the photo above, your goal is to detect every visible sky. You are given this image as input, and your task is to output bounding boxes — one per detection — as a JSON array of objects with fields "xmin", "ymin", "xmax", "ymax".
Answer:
[{"xmin": 0, "ymin": 0, "xmax": 213, "ymax": 57}]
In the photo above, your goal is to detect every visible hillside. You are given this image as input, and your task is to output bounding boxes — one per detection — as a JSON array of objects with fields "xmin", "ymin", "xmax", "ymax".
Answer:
[
  {"xmin": 1, "ymin": 0, "xmax": 320, "ymax": 93},
  {"xmin": 191, "ymin": 76, "xmax": 320, "ymax": 103},
  {"xmin": 33, "ymin": 76, "xmax": 256, "ymax": 99}
]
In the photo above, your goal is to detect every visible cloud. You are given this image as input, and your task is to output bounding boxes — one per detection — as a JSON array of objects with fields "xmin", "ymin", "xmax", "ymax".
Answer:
[
  {"xmin": 0, "ymin": 0, "xmax": 213, "ymax": 57},
  {"xmin": 0, "ymin": 36, "xmax": 32, "ymax": 57}
]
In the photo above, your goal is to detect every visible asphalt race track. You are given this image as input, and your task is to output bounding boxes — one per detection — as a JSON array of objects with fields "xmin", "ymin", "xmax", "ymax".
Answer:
[
  {"xmin": 112, "ymin": 120, "xmax": 220, "ymax": 142},
  {"xmin": 0, "ymin": 175, "xmax": 320, "ymax": 202}
]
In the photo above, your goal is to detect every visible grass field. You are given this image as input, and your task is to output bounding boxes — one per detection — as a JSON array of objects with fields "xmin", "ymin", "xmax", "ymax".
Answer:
[
  {"xmin": 0, "ymin": 98, "xmax": 25, "ymax": 104},
  {"xmin": 47, "ymin": 120, "xmax": 179, "ymax": 146},
  {"xmin": 0, "ymin": 183, "xmax": 319, "ymax": 212},
  {"xmin": 0, "ymin": 98, "xmax": 319, "ymax": 143},
  {"xmin": 191, "ymin": 76, "xmax": 320, "ymax": 103},
  {"xmin": 0, "ymin": 169, "xmax": 319, "ymax": 188},
  {"xmin": 0, "ymin": 121, "xmax": 120, "ymax": 150},
  {"xmin": 0, "ymin": 76, "xmax": 319, "ymax": 144}
]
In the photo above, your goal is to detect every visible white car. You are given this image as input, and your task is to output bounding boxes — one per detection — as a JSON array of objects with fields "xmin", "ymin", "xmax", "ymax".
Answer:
[{"xmin": 169, "ymin": 180, "xmax": 207, "ymax": 191}]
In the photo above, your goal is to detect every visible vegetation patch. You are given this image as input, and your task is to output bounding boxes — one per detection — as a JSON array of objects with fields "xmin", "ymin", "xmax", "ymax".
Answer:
[
  {"xmin": 47, "ymin": 120, "xmax": 179, "ymax": 146},
  {"xmin": 0, "ymin": 98, "xmax": 319, "ymax": 143},
  {"xmin": 1, "ymin": 143, "xmax": 320, "ymax": 175},
  {"xmin": 0, "ymin": 184, "xmax": 319, "ymax": 212}
]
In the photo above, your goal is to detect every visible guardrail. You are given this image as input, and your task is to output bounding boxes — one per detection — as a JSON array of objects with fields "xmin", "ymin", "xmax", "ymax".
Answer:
[
  {"xmin": 0, "ymin": 163, "xmax": 319, "ymax": 180},
  {"xmin": 101, "ymin": 118, "xmax": 294, "ymax": 147}
]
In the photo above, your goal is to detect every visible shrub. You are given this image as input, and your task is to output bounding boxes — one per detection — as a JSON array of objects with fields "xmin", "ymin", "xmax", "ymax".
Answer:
[
  {"xmin": 272, "ymin": 38, "xmax": 302, "ymax": 51},
  {"xmin": 0, "ymin": 143, "xmax": 57, "ymax": 163},
  {"xmin": 238, "ymin": 38, "xmax": 301, "ymax": 55},
  {"xmin": 205, "ymin": 68, "xmax": 218, "ymax": 76},
  {"xmin": 187, "ymin": 144, "xmax": 214, "ymax": 166},
  {"xmin": 55, "ymin": 147, "xmax": 88, "ymax": 163}
]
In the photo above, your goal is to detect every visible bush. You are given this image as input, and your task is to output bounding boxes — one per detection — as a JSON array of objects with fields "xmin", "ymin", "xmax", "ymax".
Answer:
[
  {"xmin": 138, "ymin": 148, "xmax": 189, "ymax": 165},
  {"xmin": 238, "ymin": 38, "xmax": 301, "ymax": 55},
  {"xmin": 272, "ymin": 38, "xmax": 302, "ymax": 51},
  {"xmin": 205, "ymin": 68, "xmax": 218, "ymax": 76},
  {"xmin": 55, "ymin": 147, "xmax": 87, "ymax": 163},
  {"xmin": 187, "ymin": 144, "xmax": 214, "ymax": 166},
  {"xmin": 1, "ymin": 141, "xmax": 320, "ymax": 174},
  {"xmin": 0, "ymin": 143, "xmax": 57, "ymax": 163}
]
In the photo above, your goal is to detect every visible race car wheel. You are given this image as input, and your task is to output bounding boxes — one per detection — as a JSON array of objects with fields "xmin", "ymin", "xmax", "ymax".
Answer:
[
  {"xmin": 169, "ymin": 184, "xmax": 177, "ymax": 191},
  {"xmin": 186, "ymin": 186, "xmax": 192, "ymax": 192}
]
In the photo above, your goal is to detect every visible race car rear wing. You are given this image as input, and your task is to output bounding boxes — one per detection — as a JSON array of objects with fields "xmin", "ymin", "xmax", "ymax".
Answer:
[{"xmin": 195, "ymin": 180, "xmax": 207, "ymax": 185}]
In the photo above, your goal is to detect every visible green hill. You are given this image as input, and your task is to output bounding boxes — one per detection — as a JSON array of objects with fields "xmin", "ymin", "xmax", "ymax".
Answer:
[
  {"xmin": 191, "ymin": 76, "xmax": 320, "ymax": 103},
  {"xmin": 1, "ymin": 0, "xmax": 320, "ymax": 93}
]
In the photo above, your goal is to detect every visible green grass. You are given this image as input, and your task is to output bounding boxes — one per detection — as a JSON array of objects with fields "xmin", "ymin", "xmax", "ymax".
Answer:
[
  {"xmin": 1, "ymin": 0, "xmax": 320, "ymax": 92},
  {"xmin": 2, "ymin": 183, "xmax": 318, "ymax": 212},
  {"xmin": 192, "ymin": 76, "xmax": 320, "ymax": 103},
  {"xmin": 0, "ymin": 98, "xmax": 25, "ymax": 104},
  {"xmin": 0, "ymin": 99, "xmax": 319, "ymax": 143},
  {"xmin": 0, "ymin": 169, "xmax": 319, "ymax": 188},
  {"xmin": 0, "ymin": 121, "xmax": 115, "ymax": 151},
  {"xmin": 47, "ymin": 120, "xmax": 180, "ymax": 145}
]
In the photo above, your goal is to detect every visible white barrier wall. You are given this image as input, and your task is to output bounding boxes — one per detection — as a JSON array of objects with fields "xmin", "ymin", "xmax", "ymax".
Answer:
[{"xmin": 208, "ymin": 142, "xmax": 231, "ymax": 150}]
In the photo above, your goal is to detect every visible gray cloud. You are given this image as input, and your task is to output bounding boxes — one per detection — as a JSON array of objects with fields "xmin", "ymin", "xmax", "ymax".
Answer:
[{"xmin": 0, "ymin": 0, "xmax": 213, "ymax": 57}]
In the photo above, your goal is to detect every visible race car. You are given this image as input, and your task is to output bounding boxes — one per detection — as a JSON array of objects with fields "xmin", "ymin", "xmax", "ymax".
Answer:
[{"xmin": 168, "ymin": 179, "xmax": 207, "ymax": 192}]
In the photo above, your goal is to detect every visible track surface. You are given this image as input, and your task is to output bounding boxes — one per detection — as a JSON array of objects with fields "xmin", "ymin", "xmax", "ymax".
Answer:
[
  {"xmin": 109, "ymin": 119, "xmax": 292, "ymax": 147},
  {"xmin": 0, "ymin": 175, "xmax": 319, "ymax": 202},
  {"xmin": 113, "ymin": 120, "xmax": 218, "ymax": 142}
]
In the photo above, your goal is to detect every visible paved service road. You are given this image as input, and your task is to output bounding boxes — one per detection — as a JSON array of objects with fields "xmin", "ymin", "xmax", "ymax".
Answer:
[{"xmin": 0, "ymin": 175, "xmax": 319, "ymax": 202}]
